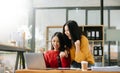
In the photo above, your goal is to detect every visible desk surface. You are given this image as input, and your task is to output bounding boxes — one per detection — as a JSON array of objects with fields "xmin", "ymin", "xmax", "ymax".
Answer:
[
  {"xmin": 0, "ymin": 43, "xmax": 30, "ymax": 71},
  {"xmin": 16, "ymin": 69, "xmax": 120, "ymax": 73},
  {"xmin": 0, "ymin": 43, "xmax": 30, "ymax": 52}
]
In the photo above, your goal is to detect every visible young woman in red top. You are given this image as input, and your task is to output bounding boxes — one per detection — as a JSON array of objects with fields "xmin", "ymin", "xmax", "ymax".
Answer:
[{"xmin": 44, "ymin": 32, "xmax": 70, "ymax": 68}]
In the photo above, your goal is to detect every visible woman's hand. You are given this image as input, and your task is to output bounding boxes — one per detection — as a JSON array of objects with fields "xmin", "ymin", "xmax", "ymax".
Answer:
[
  {"xmin": 39, "ymin": 48, "xmax": 45, "ymax": 53},
  {"xmin": 59, "ymin": 50, "xmax": 68, "ymax": 58},
  {"xmin": 75, "ymin": 40, "xmax": 80, "ymax": 46}
]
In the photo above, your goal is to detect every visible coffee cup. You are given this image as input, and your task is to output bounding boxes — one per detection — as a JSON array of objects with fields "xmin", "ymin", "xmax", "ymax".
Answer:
[{"xmin": 81, "ymin": 61, "xmax": 88, "ymax": 71}]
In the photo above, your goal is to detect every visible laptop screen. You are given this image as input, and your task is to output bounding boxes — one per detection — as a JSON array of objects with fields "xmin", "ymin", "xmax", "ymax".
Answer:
[{"xmin": 24, "ymin": 53, "xmax": 46, "ymax": 70}]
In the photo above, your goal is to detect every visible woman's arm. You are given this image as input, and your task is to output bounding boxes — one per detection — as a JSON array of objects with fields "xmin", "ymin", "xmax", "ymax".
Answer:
[
  {"xmin": 59, "ymin": 50, "xmax": 70, "ymax": 67},
  {"xmin": 74, "ymin": 36, "xmax": 88, "ymax": 63},
  {"xmin": 60, "ymin": 54, "xmax": 70, "ymax": 68},
  {"xmin": 74, "ymin": 36, "xmax": 94, "ymax": 64},
  {"xmin": 43, "ymin": 52, "xmax": 50, "ymax": 67},
  {"xmin": 75, "ymin": 40, "xmax": 80, "ymax": 54}
]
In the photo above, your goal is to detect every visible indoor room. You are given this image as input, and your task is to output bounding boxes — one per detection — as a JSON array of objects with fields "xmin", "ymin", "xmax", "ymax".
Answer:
[{"xmin": 0, "ymin": 0, "xmax": 120, "ymax": 73}]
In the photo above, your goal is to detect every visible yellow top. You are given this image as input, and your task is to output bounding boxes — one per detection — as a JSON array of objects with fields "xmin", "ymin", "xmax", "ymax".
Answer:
[{"xmin": 69, "ymin": 35, "xmax": 95, "ymax": 64}]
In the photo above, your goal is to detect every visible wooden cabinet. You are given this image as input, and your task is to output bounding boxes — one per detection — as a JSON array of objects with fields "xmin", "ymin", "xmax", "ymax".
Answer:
[{"xmin": 46, "ymin": 25, "xmax": 104, "ymax": 65}]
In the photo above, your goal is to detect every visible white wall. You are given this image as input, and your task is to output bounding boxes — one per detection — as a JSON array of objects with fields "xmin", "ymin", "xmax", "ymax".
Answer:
[
  {"xmin": 35, "ymin": 9, "xmax": 66, "ymax": 50},
  {"xmin": 33, "ymin": 0, "xmax": 120, "ymax": 8},
  {"xmin": 0, "ymin": 0, "xmax": 120, "ymax": 43},
  {"xmin": 0, "ymin": 0, "xmax": 31, "ymax": 43},
  {"xmin": 33, "ymin": 0, "xmax": 120, "ymax": 50}
]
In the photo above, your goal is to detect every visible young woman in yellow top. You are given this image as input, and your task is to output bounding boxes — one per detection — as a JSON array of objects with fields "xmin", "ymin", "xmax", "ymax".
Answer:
[{"xmin": 62, "ymin": 20, "xmax": 95, "ymax": 68}]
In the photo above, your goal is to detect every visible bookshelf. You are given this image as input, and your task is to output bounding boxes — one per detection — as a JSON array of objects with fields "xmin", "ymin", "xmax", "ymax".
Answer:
[
  {"xmin": 46, "ymin": 25, "xmax": 104, "ymax": 65},
  {"xmin": 83, "ymin": 25, "xmax": 104, "ymax": 66}
]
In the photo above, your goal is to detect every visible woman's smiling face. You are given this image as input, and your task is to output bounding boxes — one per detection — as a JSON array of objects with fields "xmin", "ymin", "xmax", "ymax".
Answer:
[
  {"xmin": 51, "ymin": 36, "xmax": 60, "ymax": 51},
  {"xmin": 64, "ymin": 25, "xmax": 71, "ymax": 39}
]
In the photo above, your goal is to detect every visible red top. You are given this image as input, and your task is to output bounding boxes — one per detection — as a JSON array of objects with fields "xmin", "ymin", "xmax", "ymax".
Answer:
[{"xmin": 44, "ymin": 50, "xmax": 70, "ymax": 68}]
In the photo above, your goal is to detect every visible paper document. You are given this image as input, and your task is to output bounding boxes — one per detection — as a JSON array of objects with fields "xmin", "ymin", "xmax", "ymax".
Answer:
[{"xmin": 91, "ymin": 66, "xmax": 120, "ymax": 72}]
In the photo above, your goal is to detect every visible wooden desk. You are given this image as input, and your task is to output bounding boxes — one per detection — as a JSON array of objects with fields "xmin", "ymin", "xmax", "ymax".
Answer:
[
  {"xmin": 16, "ymin": 69, "xmax": 120, "ymax": 73},
  {"xmin": 0, "ymin": 44, "xmax": 30, "ymax": 70}
]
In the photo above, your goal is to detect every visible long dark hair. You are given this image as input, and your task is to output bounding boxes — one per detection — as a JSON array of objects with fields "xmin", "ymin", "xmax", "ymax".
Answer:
[
  {"xmin": 63, "ymin": 20, "xmax": 82, "ymax": 48},
  {"xmin": 51, "ymin": 32, "xmax": 65, "ymax": 51}
]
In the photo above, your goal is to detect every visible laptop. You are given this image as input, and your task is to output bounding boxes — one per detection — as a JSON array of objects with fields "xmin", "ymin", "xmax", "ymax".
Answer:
[
  {"xmin": 24, "ymin": 53, "xmax": 72, "ymax": 70},
  {"xmin": 24, "ymin": 53, "xmax": 46, "ymax": 70}
]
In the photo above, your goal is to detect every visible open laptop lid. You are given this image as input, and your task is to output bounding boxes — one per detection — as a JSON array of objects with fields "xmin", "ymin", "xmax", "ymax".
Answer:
[{"xmin": 24, "ymin": 53, "xmax": 46, "ymax": 70}]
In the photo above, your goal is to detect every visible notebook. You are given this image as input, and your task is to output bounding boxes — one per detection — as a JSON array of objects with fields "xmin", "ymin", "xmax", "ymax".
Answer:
[
  {"xmin": 24, "ymin": 53, "xmax": 46, "ymax": 70},
  {"xmin": 91, "ymin": 66, "xmax": 120, "ymax": 72}
]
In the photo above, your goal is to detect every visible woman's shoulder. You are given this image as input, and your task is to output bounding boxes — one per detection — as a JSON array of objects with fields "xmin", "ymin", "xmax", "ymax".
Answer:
[
  {"xmin": 45, "ymin": 50, "xmax": 59, "ymax": 54},
  {"xmin": 44, "ymin": 50, "xmax": 53, "ymax": 56},
  {"xmin": 81, "ymin": 35, "xmax": 88, "ymax": 40},
  {"xmin": 45, "ymin": 50, "xmax": 53, "ymax": 53},
  {"xmin": 81, "ymin": 35, "xmax": 89, "ymax": 42}
]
